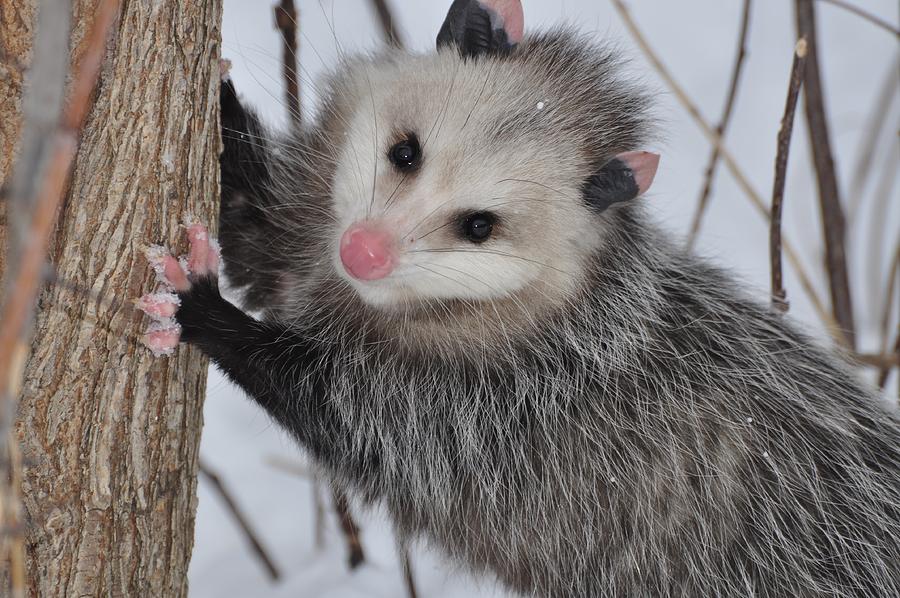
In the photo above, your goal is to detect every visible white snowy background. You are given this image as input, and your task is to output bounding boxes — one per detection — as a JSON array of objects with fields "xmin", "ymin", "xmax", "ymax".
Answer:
[{"xmin": 191, "ymin": 1, "xmax": 899, "ymax": 596}]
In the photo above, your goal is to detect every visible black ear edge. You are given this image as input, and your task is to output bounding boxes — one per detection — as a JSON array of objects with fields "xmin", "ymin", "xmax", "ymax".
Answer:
[
  {"xmin": 581, "ymin": 158, "xmax": 640, "ymax": 214},
  {"xmin": 436, "ymin": 0, "xmax": 518, "ymax": 58}
]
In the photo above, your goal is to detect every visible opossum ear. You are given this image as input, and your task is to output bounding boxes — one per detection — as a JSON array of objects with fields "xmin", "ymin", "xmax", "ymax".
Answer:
[
  {"xmin": 437, "ymin": 0, "xmax": 524, "ymax": 58},
  {"xmin": 582, "ymin": 151, "xmax": 660, "ymax": 214}
]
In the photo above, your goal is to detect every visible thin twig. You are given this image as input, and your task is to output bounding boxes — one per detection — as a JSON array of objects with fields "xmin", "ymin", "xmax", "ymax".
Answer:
[
  {"xmin": 816, "ymin": 0, "xmax": 900, "ymax": 38},
  {"xmin": 847, "ymin": 55, "xmax": 899, "ymax": 228},
  {"xmin": 864, "ymin": 142, "xmax": 900, "ymax": 328},
  {"xmin": 877, "ymin": 243, "xmax": 900, "ymax": 386},
  {"xmin": 687, "ymin": 0, "xmax": 753, "ymax": 249},
  {"xmin": 369, "ymin": 0, "xmax": 405, "ymax": 49},
  {"xmin": 312, "ymin": 476, "xmax": 326, "ymax": 550},
  {"xmin": 877, "ymin": 333, "xmax": 900, "ymax": 390},
  {"xmin": 274, "ymin": 0, "xmax": 301, "ymax": 127},
  {"xmin": 331, "ymin": 485, "xmax": 366, "ymax": 569},
  {"xmin": 770, "ymin": 38, "xmax": 809, "ymax": 312},
  {"xmin": 609, "ymin": 0, "xmax": 839, "ymax": 343},
  {"xmin": 796, "ymin": 0, "xmax": 856, "ymax": 349},
  {"xmin": 853, "ymin": 352, "xmax": 899, "ymax": 370},
  {"xmin": 398, "ymin": 541, "xmax": 419, "ymax": 598},
  {"xmin": 199, "ymin": 460, "xmax": 281, "ymax": 581},
  {"xmin": 266, "ymin": 454, "xmax": 312, "ymax": 478}
]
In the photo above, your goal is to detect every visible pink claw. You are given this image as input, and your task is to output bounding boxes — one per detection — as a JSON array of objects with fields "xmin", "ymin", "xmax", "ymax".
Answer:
[
  {"xmin": 143, "ymin": 325, "xmax": 182, "ymax": 357},
  {"xmin": 136, "ymin": 292, "xmax": 181, "ymax": 319},
  {"xmin": 163, "ymin": 255, "xmax": 190, "ymax": 291},
  {"xmin": 145, "ymin": 245, "xmax": 190, "ymax": 291},
  {"xmin": 186, "ymin": 224, "xmax": 210, "ymax": 276},
  {"xmin": 183, "ymin": 217, "xmax": 219, "ymax": 277}
]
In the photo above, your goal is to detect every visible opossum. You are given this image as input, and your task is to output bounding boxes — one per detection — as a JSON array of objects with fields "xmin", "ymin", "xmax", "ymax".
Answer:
[{"xmin": 138, "ymin": 1, "xmax": 900, "ymax": 596}]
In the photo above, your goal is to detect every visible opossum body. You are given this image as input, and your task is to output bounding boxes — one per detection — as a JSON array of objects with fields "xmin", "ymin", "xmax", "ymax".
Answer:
[{"xmin": 140, "ymin": 1, "xmax": 900, "ymax": 596}]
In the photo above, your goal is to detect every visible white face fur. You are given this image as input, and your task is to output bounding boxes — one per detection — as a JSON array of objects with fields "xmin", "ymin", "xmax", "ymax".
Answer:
[{"xmin": 328, "ymin": 50, "xmax": 606, "ymax": 311}]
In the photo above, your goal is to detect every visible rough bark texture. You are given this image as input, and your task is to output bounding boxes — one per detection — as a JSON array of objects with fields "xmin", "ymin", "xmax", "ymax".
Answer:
[{"xmin": 0, "ymin": 1, "xmax": 221, "ymax": 595}]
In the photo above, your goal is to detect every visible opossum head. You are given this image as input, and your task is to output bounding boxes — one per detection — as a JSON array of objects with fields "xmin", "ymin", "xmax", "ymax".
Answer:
[{"xmin": 321, "ymin": 0, "xmax": 658, "ymax": 313}]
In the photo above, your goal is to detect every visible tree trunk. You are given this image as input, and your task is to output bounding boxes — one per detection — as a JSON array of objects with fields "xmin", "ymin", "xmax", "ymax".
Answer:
[{"xmin": 0, "ymin": 1, "xmax": 221, "ymax": 595}]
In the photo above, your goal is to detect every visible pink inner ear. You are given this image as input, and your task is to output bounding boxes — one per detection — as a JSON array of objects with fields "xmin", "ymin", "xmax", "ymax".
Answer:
[
  {"xmin": 481, "ymin": 0, "xmax": 524, "ymax": 44},
  {"xmin": 616, "ymin": 151, "xmax": 660, "ymax": 197}
]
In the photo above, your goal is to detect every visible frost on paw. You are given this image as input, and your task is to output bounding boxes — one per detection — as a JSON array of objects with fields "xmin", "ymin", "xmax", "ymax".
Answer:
[
  {"xmin": 144, "ymin": 244, "xmax": 171, "ymax": 285},
  {"xmin": 144, "ymin": 320, "xmax": 182, "ymax": 357},
  {"xmin": 139, "ymin": 217, "xmax": 217, "ymax": 357},
  {"xmin": 137, "ymin": 291, "xmax": 181, "ymax": 320},
  {"xmin": 219, "ymin": 58, "xmax": 232, "ymax": 82}
]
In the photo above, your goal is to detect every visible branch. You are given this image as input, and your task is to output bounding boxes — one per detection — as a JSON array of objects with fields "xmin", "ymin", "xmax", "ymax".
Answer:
[
  {"xmin": 770, "ymin": 38, "xmax": 808, "ymax": 312},
  {"xmin": 369, "ymin": 0, "xmax": 405, "ymax": 49},
  {"xmin": 198, "ymin": 460, "xmax": 281, "ymax": 581},
  {"xmin": 877, "ymin": 334, "xmax": 900, "ymax": 390},
  {"xmin": 877, "ymin": 243, "xmax": 900, "ymax": 389},
  {"xmin": 609, "ymin": 0, "xmax": 840, "ymax": 344},
  {"xmin": 816, "ymin": 0, "xmax": 900, "ymax": 38},
  {"xmin": 331, "ymin": 485, "xmax": 366, "ymax": 569},
  {"xmin": 796, "ymin": 0, "xmax": 856, "ymax": 349},
  {"xmin": 274, "ymin": 0, "xmax": 301, "ymax": 126},
  {"xmin": 398, "ymin": 542, "xmax": 419, "ymax": 598},
  {"xmin": 687, "ymin": 0, "xmax": 753, "ymax": 249},
  {"xmin": 847, "ymin": 55, "xmax": 899, "ymax": 228}
]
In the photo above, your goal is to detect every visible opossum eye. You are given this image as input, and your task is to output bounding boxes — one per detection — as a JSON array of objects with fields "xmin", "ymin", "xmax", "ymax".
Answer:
[
  {"xmin": 460, "ymin": 211, "xmax": 496, "ymax": 243},
  {"xmin": 389, "ymin": 135, "xmax": 421, "ymax": 170}
]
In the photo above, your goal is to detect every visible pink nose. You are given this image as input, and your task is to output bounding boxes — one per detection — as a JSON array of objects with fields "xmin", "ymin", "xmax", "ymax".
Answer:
[{"xmin": 340, "ymin": 223, "xmax": 395, "ymax": 281}]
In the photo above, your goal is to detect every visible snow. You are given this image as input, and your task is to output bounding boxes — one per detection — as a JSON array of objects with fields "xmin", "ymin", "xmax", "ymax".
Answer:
[{"xmin": 191, "ymin": 1, "xmax": 899, "ymax": 596}]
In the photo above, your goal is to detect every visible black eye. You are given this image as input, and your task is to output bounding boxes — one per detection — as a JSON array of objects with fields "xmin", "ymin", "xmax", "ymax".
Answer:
[
  {"xmin": 461, "ymin": 212, "xmax": 496, "ymax": 243},
  {"xmin": 389, "ymin": 135, "xmax": 421, "ymax": 170}
]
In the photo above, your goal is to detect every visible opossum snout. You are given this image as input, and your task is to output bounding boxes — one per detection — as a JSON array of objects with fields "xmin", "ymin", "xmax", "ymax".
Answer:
[{"xmin": 340, "ymin": 223, "xmax": 395, "ymax": 281}]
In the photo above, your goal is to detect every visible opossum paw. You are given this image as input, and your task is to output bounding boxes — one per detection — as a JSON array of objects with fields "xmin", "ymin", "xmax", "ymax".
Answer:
[{"xmin": 139, "ymin": 220, "xmax": 220, "ymax": 355}]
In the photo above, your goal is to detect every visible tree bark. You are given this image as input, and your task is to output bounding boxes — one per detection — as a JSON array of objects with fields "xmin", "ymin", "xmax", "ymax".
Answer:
[{"xmin": 0, "ymin": 1, "xmax": 221, "ymax": 595}]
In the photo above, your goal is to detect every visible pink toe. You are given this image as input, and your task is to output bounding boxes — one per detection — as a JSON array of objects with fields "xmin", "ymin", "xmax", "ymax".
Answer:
[
  {"xmin": 163, "ymin": 256, "xmax": 190, "ymax": 291},
  {"xmin": 187, "ymin": 224, "xmax": 211, "ymax": 276},
  {"xmin": 143, "ymin": 328, "xmax": 182, "ymax": 357},
  {"xmin": 136, "ymin": 293, "xmax": 180, "ymax": 319}
]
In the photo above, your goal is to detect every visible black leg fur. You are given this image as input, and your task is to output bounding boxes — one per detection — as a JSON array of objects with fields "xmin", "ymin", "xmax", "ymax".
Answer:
[
  {"xmin": 176, "ymin": 273, "xmax": 380, "ymax": 484},
  {"xmin": 218, "ymin": 79, "xmax": 288, "ymax": 309}
]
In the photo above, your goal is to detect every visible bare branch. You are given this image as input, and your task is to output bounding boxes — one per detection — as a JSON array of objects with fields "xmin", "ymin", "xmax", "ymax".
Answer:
[
  {"xmin": 770, "ymin": 38, "xmax": 808, "ymax": 312},
  {"xmin": 816, "ymin": 0, "xmax": 900, "ymax": 38},
  {"xmin": 369, "ymin": 0, "xmax": 405, "ymax": 49},
  {"xmin": 877, "ymin": 243, "xmax": 900, "ymax": 389},
  {"xmin": 687, "ymin": 0, "xmax": 753, "ymax": 249},
  {"xmin": 274, "ymin": 0, "xmax": 301, "ymax": 126},
  {"xmin": 312, "ymin": 476, "xmax": 326, "ymax": 550},
  {"xmin": 847, "ymin": 55, "xmax": 899, "ymax": 228},
  {"xmin": 331, "ymin": 485, "xmax": 366, "ymax": 569},
  {"xmin": 266, "ymin": 454, "xmax": 312, "ymax": 478},
  {"xmin": 877, "ymin": 333, "xmax": 900, "ymax": 391},
  {"xmin": 199, "ymin": 460, "xmax": 281, "ymax": 581},
  {"xmin": 796, "ymin": 0, "xmax": 857, "ymax": 349},
  {"xmin": 609, "ymin": 0, "xmax": 841, "ymax": 344},
  {"xmin": 399, "ymin": 543, "xmax": 419, "ymax": 598}
]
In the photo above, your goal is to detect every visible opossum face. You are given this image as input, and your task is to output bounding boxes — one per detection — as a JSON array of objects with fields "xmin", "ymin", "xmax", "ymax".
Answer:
[{"xmin": 327, "ymin": 0, "xmax": 657, "ymax": 311}]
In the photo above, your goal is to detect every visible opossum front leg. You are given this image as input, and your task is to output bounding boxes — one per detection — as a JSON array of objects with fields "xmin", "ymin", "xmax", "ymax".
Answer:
[{"xmin": 137, "ymin": 220, "xmax": 375, "ymax": 478}]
